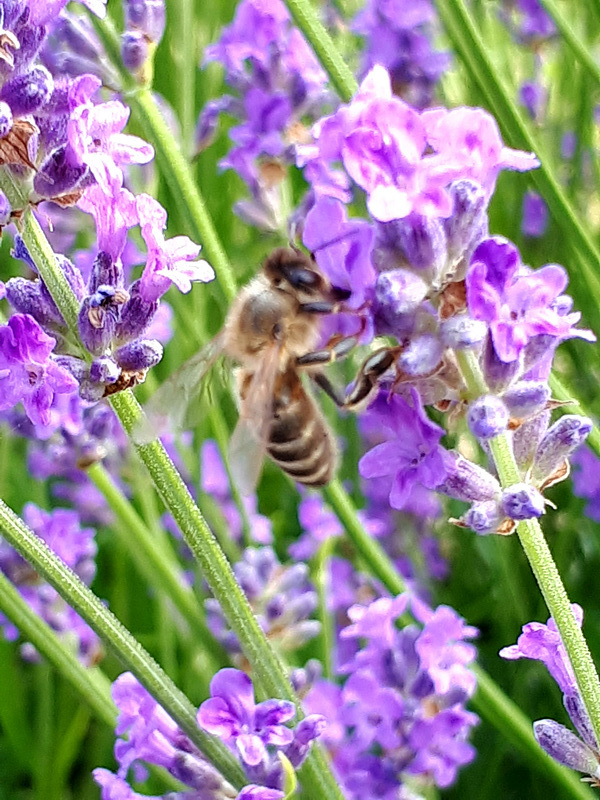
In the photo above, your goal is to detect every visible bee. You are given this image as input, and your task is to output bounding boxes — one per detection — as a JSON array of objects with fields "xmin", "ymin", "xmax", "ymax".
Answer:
[{"xmin": 135, "ymin": 247, "xmax": 395, "ymax": 494}]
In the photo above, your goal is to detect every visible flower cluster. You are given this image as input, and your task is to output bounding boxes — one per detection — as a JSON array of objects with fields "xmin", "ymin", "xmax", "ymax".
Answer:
[
  {"xmin": 305, "ymin": 592, "xmax": 479, "ymax": 796},
  {"xmin": 205, "ymin": 546, "xmax": 320, "ymax": 659},
  {"xmin": 196, "ymin": 0, "xmax": 329, "ymax": 230},
  {"xmin": 0, "ymin": 3, "xmax": 213, "ymax": 430},
  {"xmin": 353, "ymin": 0, "xmax": 451, "ymax": 109},
  {"xmin": 0, "ymin": 503, "xmax": 101, "ymax": 664},
  {"xmin": 501, "ymin": 606, "xmax": 600, "ymax": 784},
  {"xmin": 95, "ymin": 669, "xmax": 325, "ymax": 800}
]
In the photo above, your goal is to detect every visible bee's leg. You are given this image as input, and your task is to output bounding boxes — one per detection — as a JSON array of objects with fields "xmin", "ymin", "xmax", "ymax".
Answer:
[
  {"xmin": 305, "ymin": 346, "xmax": 400, "ymax": 410},
  {"xmin": 343, "ymin": 347, "xmax": 398, "ymax": 409},
  {"xmin": 296, "ymin": 333, "xmax": 360, "ymax": 367}
]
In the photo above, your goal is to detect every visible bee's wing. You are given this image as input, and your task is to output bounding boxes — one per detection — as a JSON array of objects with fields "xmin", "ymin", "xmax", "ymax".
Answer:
[
  {"xmin": 133, "ymin": 333, "xmax": 225, "ymax": 445},
  {"xmin": 228, "ymin": 343, "xmax": 282, "ymax": 496}
]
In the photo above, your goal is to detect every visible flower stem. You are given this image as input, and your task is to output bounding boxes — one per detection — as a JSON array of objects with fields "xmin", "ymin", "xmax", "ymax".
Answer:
[
  {"xmin": 110, "ymin": 390, "xmax": 344, "ymax": 800},
  {"xmin": 0, "ymin": 568, "xmax": 116, "ymax": 728},
  {"xmin": 458, "ymin": 348, "xmax": 600, "ymax": 749},
  {"xmin": 0, "ymin": 496, "xmax": 247, "ymax": 789},
  {"xmin": 283, "ymin": 0, "xmax": 358, "ymax": 102},
  {"xmin": 86, "ymin": 462, "xmax": 229, "ymax": 667}
]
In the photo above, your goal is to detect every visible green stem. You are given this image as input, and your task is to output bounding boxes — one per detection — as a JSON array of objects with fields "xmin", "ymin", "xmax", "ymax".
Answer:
[
  {"xmin": 0, "ymin": 497, "xmax": 246, "ymax": 789},
  {"xmin": 537, "ymin": 0, "xmax": 600, "ymax": 87},
  {"xmin": 458, "ymin": 349, "xmax": 600, "ymax": 749},
  {"xmin": 323, "ymin": 479, "xmax": 595, "ymax": 799},
  {"xmin": 0, "ymin": 569, "xmax": 116, "ymax": 728},
  {"xmin": 283, "ymin": 0, "xmax": 358, "ymax": 102},
  {"xmin": 86, "ymin": 463, "xmax": 229, "ymax": 667},
  {"xmin": 109, "ymin": 390, "xmax": 344, "ymax": 800}
]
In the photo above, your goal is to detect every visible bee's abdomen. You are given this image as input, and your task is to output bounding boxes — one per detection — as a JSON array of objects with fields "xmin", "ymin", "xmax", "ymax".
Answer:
[{"xmin": 268, "ymin": 372, "xmax": 337, "ymax": 487}]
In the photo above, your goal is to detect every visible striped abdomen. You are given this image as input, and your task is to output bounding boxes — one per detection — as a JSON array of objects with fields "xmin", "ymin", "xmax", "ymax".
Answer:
[{"xmin": 267, "ymin": 368, "xmax": 337, "ymax": 487}]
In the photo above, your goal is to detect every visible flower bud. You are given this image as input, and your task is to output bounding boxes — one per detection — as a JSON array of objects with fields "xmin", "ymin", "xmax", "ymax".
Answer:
[
  {"xmin": 532, "ymin": 415, "xmax": 592, "ymax": 484},
  {"xmin": 443, "ymin": 179, "xmax": 488, "ymax": 277},
  {"xmin": 114, "ymin": 279, "xmax": 159, "ymax": 343},
  {"xmin": 501, "ymin": 483, "xmax": 545, "ymax": 521},
  {"xmin": 90, "ymin": 356, "xmax": 120, "ymax": 385},
  {"xmin": 0, "ymin": 189, "xmax": 10, "ymax": 225},
  {"xmin": 503, "ymin": 381, "xmax": 550, "ymax": 419},
  {"xmin": 5, "ymin": 276, "xmax": 64, "ymax": 328},
  {"xmin": 467, "ymin": 395, "xmax": 509, "ymax": 440},
  {"xmin": 439, "ymin": 315, "xmax": 487, "ymax": 349},
  {"xmin": 397, "ymin": 334, "xmax": 443, "ymax": 377},
  {"xmin": 482, "ymin": 334, "xmax": 520, "ymax": 393},
  {"xmin": 373, "ymin": 268, "xmax": 427, "ymax": 337},
  {"xmin": 437, "ymin": 451, "xmax": 501, "ymax": 502},
  {"xmin": 533, "ymin": 719, "xmax": 600, "ymax": 779},
  {"xmin": 34, "ymin": 144, "xmax": 88, "ymax": 198},
  {"xmin": 0, "ymin": 66, "xmax": 53, "ymax": 115},
  {"xmin": 461, "ymin": 500, "xmax": 502, "ymax": 535},
  {"xmin": 114, "ymin": 339, "xmax": 163, "ymax": 371},
  {"xmin": 564, "ymin": 693, "xmax": 599, "ymax": 751},
  {"xmin": 513, "ymin": 410, "xmax": 551, "ymax": 472},
  {"xmin": 121, "ymin": 31, "xmax": 148, "ymax": 73}
]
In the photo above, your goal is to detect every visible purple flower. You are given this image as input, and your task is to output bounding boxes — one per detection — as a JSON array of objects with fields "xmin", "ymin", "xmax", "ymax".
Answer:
[
  {"xmin": 205, "ymin": 546, "xmax": 319, "ymax": 657},
  {"xmin": 198, "ymin": 669, "xmax": 295, "ymax": 766},
  {"xmin": 137, "ymin": 194, "xmax": 214, "ymax": 301},
  {"xmin": 422, "ymin": 106, "xmax": 539, "ymax": 202},
  {"xmin": 466, "ymin": 236, "xmax": 594, "ymax": 363},
  {"xmin": 78, "ymin": 184, "xmax": 139, "ymax": 263},
  {"xmin": 499, "ymin": 605, "xmax": 583, "ymax": 696},
  {"xmin": 300, "ymin": 66, "xmax": 457, "ymax": 222},
  {"xmin": 0, "ymin": 314, "xmax": 78, "ymax": 427},
  {"xmin": 302, "ymin": 195, "xmax": 376, "ymax": 309},
  {"xmin": 353, "ymin": 0, "xmax": 450, "ymax": 109},
  {"xmin": 94, "ymin": 672, "xmax": 233, "ymax": 797},
  {"xmin": 306, "ymin": 592, "xmax": 478, "ymax": 795},
  {"xmin": 67, "ymin": 74, "xmax": 154, "ymax": 195},
  {"xmin": 29, "ymin": 0, "xmax": 107, "ymax": 25},
  {"xmin": 359, "ymin": 389, "xmax": 447, "ymax": 510},
  {"xmin": 571, "ymin": 447, "xmax": 600, "ymax": 522},
  {"xmin": 0, "ymin": 503, "xmax": 100, "ymax": 665},
  {"xmin": 522, "ymin": 191, "xmax": 548, "ymax": 238}
]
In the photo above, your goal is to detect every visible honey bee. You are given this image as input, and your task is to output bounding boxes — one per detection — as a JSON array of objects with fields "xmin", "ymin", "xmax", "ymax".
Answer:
[{"xmin": 135, "ymin": 247, "xmax": 395, "ymax": 494}]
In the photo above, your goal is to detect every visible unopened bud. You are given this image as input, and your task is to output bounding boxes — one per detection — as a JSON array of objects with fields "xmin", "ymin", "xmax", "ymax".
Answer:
[
  {"xmin": 533, "ymin": 719, "xmax": 600, "ymax": 779},
  {"xmin": 501, "ymin": 483, "xmax": 545, "ymax": 521},
  {"xmin": 532, "ymin": 415, "xmax": 593, "ymax": 484},
  {"xmin": 467, "ymin": 395, "xmax": 509, "ymax": 440}
]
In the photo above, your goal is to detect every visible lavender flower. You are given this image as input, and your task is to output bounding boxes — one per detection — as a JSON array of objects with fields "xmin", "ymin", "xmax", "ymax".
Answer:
[
  {"xmin": 571, "ymin": 447, "xmax": 600, "ymax": 522},
  {"xmin": 198, "ymin": 669, "xmax": 324, "ymax": 789},
  {"xmin": 197, "ymin": 0, "xmax": 329, "ymax": 230},
  {"xmin": 353, "ymin": 0, "xmax": 450, "ymax": 109},
  {"xmin": 205, "ymin": 546, "xmax": 320, "ymax": 658},
  {"xmin": 500, "ymin": 606, "xmax": 600, "ymax": 783},
  {"xmin": 0, "ymin": 503, "xmax": 101, "ymax": 664},
  {"xmin": 299, "ymin": 65, "xmax": 538, "ymax": 223},
  {"xmin": 522, "ymin": 190, "xmax": 548, "ymax": 237},
  {"xmin": 359, "ymin": 389, "xmax": 447, "ymax": 510},
  {"xmin": 466, "ymin": 236, "xmax": 594, "ymax": 363},
  {"xmin": 305, "ymin": 592, "xmax": 478, "ymax": 796},
  {"xmin": 0, "ymin": 313, "xmax": 78, "ymax": 427}
]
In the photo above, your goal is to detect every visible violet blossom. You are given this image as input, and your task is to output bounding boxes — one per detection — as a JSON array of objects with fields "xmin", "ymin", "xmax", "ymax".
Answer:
[
  {"xmin": 0, "ymin": 503, "xmax": 101, "ymax": 665},
  {"xmin": 305, "ymin": 592, "xmax": 478, "ymax": 797},
  {"xmin": 353, "ymin": 0, "xmax": 450, "ymax": 109},
  {"xmin": 299, "ymin": 65, "xmax": 539, "ymax": 223},
  {"xmin": 466, "ymin": 236, "xmax": 595, "ymax": 364},
  {"xmin": 196, "ymin": 0, "xmax": 329, "ymax": 230},
  {"xmin": 500, "ymin": 606, "xmax": 600, "ymax": 783},
  {"xmin": 359, "ymin": 388, "xmax": 447, "ymax": 510}
]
